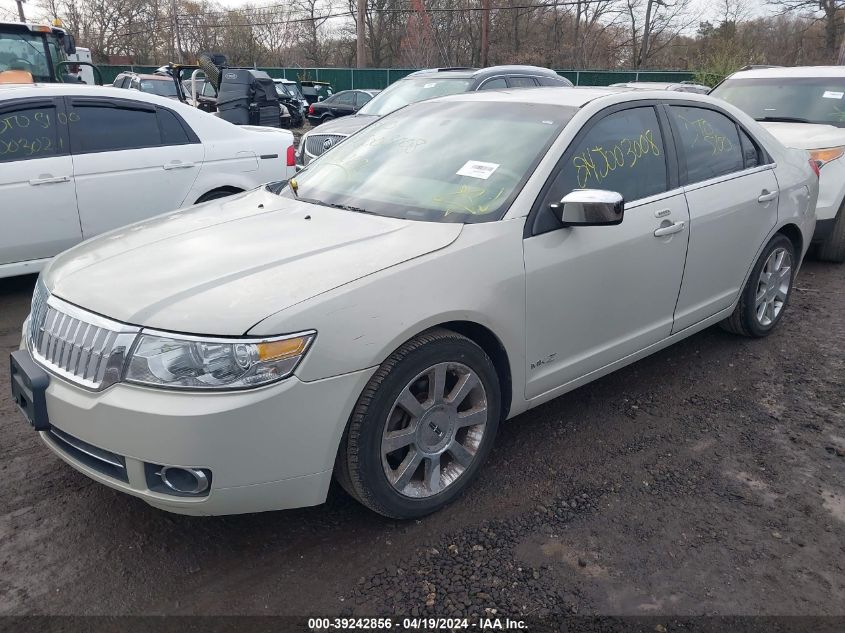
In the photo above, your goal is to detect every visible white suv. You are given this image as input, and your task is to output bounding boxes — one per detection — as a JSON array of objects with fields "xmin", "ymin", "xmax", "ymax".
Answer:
[
  {"xmin": 0, "ymin": 83, "xmax": 296, "ymax": 279},
  {"xmin": 712, "ymin": 66, "xmax": 845, "ymax": 261}
]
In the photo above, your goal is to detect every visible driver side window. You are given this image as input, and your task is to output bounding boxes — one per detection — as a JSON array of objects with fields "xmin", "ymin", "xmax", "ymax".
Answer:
[{"xmin": 546, "ymin": 106, "xmax": 668, "ymax": 206}]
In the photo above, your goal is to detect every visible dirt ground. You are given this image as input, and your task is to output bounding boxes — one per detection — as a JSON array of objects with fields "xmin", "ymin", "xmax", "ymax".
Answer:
[{"xmin": 0, "ymin": 260, "xmax": 843, "ymax": 618}]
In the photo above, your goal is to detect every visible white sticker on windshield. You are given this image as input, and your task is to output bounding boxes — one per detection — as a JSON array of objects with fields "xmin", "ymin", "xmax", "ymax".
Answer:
[
  {"xmin": 823, "ymin": 90, "xmax": 844, "ymax": 99},
  {"xmin": 456, "ymin": 160, "xmax": 500, "ymax": 180},
  {"xmin": 423, "ymin": 82, "xmax": 437, "ymax": 88}
]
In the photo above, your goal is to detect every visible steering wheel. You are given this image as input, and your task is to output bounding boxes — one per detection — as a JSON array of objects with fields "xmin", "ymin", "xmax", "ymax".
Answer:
[{"xmin": 10, "ymin": 58, "xmax": 34, "ymax": 70}]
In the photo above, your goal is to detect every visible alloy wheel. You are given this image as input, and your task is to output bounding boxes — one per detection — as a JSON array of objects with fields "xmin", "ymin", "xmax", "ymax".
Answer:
[
  {"xmin": 381, "ymin": 362, "xmax": 488, "ymax": 498},
  {"xmin": 755, "ymin": 247, "xmax": 792, "ymax": 327}
]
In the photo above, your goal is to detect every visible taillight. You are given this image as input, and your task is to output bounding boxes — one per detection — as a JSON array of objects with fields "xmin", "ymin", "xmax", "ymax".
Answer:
[
  {"xmin": 286, "ymin": 144, "xmax": 296, "ymax": 167},
  {"xmin": 809, "ymin": 158, "xmax": 821, "ymax": 178},
  {"xmin": 308, "ymin": 105, "xmax": 314, "ymax": 115}
]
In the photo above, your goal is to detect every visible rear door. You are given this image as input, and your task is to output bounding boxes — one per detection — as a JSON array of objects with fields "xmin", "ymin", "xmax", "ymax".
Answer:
[
  {"xmin": 667, "ymin": 103, "xmax": 779, "ymax": 331},
  {"xmin": 330, "ymin": 92, "xmax": 356, "ymax": 117},
  {"xmin": 67, "ymin": 97, "xmax": 204, "ymax": 238},
  {"xmin": 0, "ymin": 97, "xmax": 80, "ymax": 267}
]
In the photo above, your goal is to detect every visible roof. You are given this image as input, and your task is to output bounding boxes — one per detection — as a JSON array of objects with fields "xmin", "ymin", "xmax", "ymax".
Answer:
[
  {"xmin": 409, "ymin": 65, "xmax": 563, "ymax": 79},
  {"xmin": 428, "ymin": 85, "xmax": 723, "ymax": 110},
  {"xmin": 728, "ymin": 65, "xmax": 845, "ymax": 79},
  {"xmin": 116, "ymin": 72, "xmax": 171, "ymax": 81},
  {"xmin": 0, "ymin": 82, "xmax": 184, "ymax": 105},
  {"xmin": 0, "ymin": 20, "xmax": 67, "ymax": 34}
]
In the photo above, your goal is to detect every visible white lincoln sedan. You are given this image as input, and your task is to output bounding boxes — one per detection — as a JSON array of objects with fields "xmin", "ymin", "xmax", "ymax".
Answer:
[{"xmin": 10, "ymin": 88, "xmax": 817, "ymax": 518}]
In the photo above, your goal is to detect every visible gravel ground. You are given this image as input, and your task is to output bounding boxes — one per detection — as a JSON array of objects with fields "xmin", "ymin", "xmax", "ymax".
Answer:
[{"xmin": 0, "ymin": 260, "xmax": 843, "ymax": 618}]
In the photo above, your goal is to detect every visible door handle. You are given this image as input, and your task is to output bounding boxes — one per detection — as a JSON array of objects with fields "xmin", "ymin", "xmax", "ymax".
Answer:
[
  {"xmin": 757, "ymin": 190, "xmax": 778, "ymax": 203},
  {"xmin": 654, "ymin": 221, "xmax": 686, "ymax": 237},
  {"xmin": 163, "ymin": 161, "xmax": 195, "ymax": 170},
  {"xmin": 29, "ymin": 175, "xmax": 70, "ymax": 186}
]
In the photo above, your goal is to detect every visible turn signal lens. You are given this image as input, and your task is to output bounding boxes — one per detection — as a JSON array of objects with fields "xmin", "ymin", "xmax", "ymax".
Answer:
[
  {"xmin": 257, "ymin": 336, "xmax": 310, "ymax": 361},
  {"xmin": 809, "ymin": 146, "xmax": 845, "ymax": 169}
]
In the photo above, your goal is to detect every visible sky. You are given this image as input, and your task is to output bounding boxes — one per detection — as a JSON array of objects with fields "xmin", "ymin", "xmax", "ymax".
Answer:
[{"xmin": 0, "ymin": 0, "xmax": 772, "ymax": 43}]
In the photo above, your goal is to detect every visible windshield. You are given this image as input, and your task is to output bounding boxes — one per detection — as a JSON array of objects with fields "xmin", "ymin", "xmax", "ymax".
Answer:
[
  {"xmin": 141, "ymin": 79, "xmax": 178, "ymax": 97},
  {"xmin": 358, "ymin": 77, "xmax": 474, "ymax": 117},
  {"xmin": 288, "ymin": 84, "xmax": 305, "ymax": 101},
  {"xmin": 0, "ymin": 31, "xmax": 54, "ymax": 82},
  {"xmin": 712, "ymin": 77, "xmax": 845, "ymax": 127},
  {"xmin": 275, "ymin": 83, "xmax": 292, "ymax": 98},
  {"xmin": 284, "ymin": 101, "xmax": 574, "ymax": 223}
]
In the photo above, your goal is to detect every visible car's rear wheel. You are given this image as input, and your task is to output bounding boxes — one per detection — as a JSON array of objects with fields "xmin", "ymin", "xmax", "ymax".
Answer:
[
  {"xmin": 721, "ymin": 233, "xmax": 795, "ymax": 337},
  {"xmin": 337, "ymin": 328, "xmax": 501, "ymax": 518},
  {"xmin": 818, "ymin": 207, "xmax": 845, "ymax": 263}
]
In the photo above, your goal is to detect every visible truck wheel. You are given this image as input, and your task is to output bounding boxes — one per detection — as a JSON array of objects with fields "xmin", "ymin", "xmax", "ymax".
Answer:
[
  {"xmin": 721, "ymin": 234, "xmax": 795, "ymax": 338},
  {"xmin": 818, "ymin": 207, "xmax": 845, "ymax": 263},
  {"xmin": 337, "ymin": 328, "xmax": 501, "ymax": 519}
]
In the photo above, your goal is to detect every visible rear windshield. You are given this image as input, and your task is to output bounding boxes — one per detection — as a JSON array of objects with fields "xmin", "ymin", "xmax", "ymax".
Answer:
[
  {"xmin": 141, "ymin": 79, "xmax": 178, "ymax": 98},
  {"xmin": 358, "ymin": 77, "xmax": 473, "ymax": 117},
  {"xmin": 712, "ymin": 77, "xmax": 845, "ymax": 127}
]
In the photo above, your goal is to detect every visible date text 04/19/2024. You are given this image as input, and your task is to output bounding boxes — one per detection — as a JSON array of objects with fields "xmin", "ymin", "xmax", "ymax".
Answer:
[{"xmin": 307, "ymin": 617, "xmax": 528, "ymax": 630}]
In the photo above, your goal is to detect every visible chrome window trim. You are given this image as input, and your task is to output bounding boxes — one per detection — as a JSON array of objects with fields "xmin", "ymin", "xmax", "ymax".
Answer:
[{"xmin": 682, "ymin": 163, "xmax": 777, "ymax": 193}]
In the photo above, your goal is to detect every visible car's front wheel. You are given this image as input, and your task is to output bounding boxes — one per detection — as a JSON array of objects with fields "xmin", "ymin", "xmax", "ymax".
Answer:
[
  {"xmin": 721, "ymin": 233, "xmax": 796, "ymax": 337},
  {"xmin": 337, "ymin": 328, "xmax": 501, "ymax": 518}
]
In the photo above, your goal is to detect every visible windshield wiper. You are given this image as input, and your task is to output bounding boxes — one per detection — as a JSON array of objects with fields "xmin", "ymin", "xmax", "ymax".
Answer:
[
  {"xmin": 300, "ymin": 197, "xmax": 373, "ymax": 215},
  {"xmin": 755, "ymin": 116, "xmax": 812, "ymax": 124}
]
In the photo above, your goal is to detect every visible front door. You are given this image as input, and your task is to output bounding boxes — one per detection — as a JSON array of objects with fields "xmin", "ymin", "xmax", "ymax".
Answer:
[
  {"xmin": 523, "ymin": 105, "xmax": 690, "ymax": 399},
  {"xmin": 0, "ymin": 97, "xmax": 80, "ymax": 267}
]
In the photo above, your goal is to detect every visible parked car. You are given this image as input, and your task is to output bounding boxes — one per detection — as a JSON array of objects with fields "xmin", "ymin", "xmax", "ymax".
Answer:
[
  {"xmin": 300, "ymin": 79, "xmax": 334, "ymax": 105},
  {"xmin": 272, "ymin": 78, "xmax": 306, "ymax": 128},
  {"xmin": 0, "ymin": 83, "xmax": 296, "ymax": 279},
  {"xmin": 610, "ymin": 81, "xmax": 710, "ymax": 94},
  {"xmin": 306, "ymin": 89, "xmax": 379, "ymax": 125},
  {"xmin": 710, "ymin": 65, "xmax": 845, "ymax": 261},
  {"xmin": 297, "ymin": 65, "xmax": 574, "ymax": 166},
  {"xmin": 10, "ymin": 88, "xmax": 816, "ymax": 518},
  {"xmin": 273, "ymin": 78, "xmax": 308, "ymax": 114},
  {"xmin": 112, "ymin": 71, "xmax": 180, "ymax": 99}
]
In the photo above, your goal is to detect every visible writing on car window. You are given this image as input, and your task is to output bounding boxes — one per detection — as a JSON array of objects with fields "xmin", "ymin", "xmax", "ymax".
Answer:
[
  {"xmin": 0, "ymin": 106, "xmax": 64, "ymax": 161},
  {"xmin": 572, "ymin": 128, "xmax": 661, "ymax": 189}
]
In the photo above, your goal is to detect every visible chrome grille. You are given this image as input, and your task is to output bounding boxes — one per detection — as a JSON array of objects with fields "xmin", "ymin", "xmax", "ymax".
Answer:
[
  {"xmin": 304, "ymin": 133, "xmax": 347, "ymax": 158},
  {"xmin": 28, "ymin": 287, "xmax": 140, "ymax": 390}
]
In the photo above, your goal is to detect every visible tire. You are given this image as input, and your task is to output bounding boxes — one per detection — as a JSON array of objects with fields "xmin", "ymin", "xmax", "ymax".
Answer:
[
  {"xmin": 337, "ymin": 328, "xmax": 501, "ymax": 519},
  {"xmin": 818, "ymin": 207, "xmax": 845, "ymax": 263},
  {"xmin": 196, "ymin": 189, "xmax": 238, "ymax": 204},
  {"xmin": 720, "ymin": 233, "xmax": 796, "ymax": 337}
]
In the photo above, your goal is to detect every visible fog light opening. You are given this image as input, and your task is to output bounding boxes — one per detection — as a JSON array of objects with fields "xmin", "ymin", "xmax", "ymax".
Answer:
[{"xmin": 157, "ymin": 466, "xmax": 210, "ymax": 495}]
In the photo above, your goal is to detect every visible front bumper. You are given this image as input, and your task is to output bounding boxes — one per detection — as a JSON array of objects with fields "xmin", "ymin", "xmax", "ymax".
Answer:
[{"xmin": 30, "ymin": 351, "xmax": 374, "ymax": 515}]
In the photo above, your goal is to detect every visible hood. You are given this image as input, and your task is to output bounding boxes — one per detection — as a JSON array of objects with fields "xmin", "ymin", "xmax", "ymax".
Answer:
[
  {"xmin": 44, "ymin": 189, "xmax": 462, "ymax": 335},
  {"xmin": 308, "ymin": 113, "xmax": 379, "ymax": 137},
  {"xmin": 759, "ymin": 121, "xmax": 845, "ymax": 150}
]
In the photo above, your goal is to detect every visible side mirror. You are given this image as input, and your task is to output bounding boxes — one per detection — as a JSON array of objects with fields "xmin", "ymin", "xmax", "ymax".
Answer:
[
  {"xmin": 551, "ymin": 189, "xmax": 624, "ymax": 227},
  {"xmin": 64, "ymin": 34, "xmax": 76, "ymax": 55}
]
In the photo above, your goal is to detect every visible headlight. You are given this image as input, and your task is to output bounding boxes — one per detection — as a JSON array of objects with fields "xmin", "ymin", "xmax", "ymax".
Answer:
[
  {"xmin": 809, "ymin": 146, "xmax": 845, "ymax": 169},
  {"xmin": 124, "ymin": 330, "xmax": 315, "ymax": 390}
]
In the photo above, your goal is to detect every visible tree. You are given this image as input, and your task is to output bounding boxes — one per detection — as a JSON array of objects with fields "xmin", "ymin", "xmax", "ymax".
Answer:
[{"xmin": 769, "ymin": 0, "xmax": 843, "ymax": 62}]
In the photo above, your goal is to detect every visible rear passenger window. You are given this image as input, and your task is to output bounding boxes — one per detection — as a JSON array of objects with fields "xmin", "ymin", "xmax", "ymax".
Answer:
[
  {"xmin": 0, "ymin": 104, "xmax": 62, "ymax": 163},
  {"xmin": 543, "ymin": 106, "xmax": 668, "ymax": 205},
  {"xmin": 508, "ymin": 77, "xmax": 538, "ymax": 88},
  {"xmin": 69, "ymin": 104, "xmax": 161, "ymax": 153},
  {"xmin": 158, "ymin": 108, "xmax": 191, "ymax": 145},
  {"xmin": 669, "ymin": 106, "xmax": 744, "ymax": 183},
  {"xmin": 739, "ymin": 128, "xmax": 761, "ymax": 169}
]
